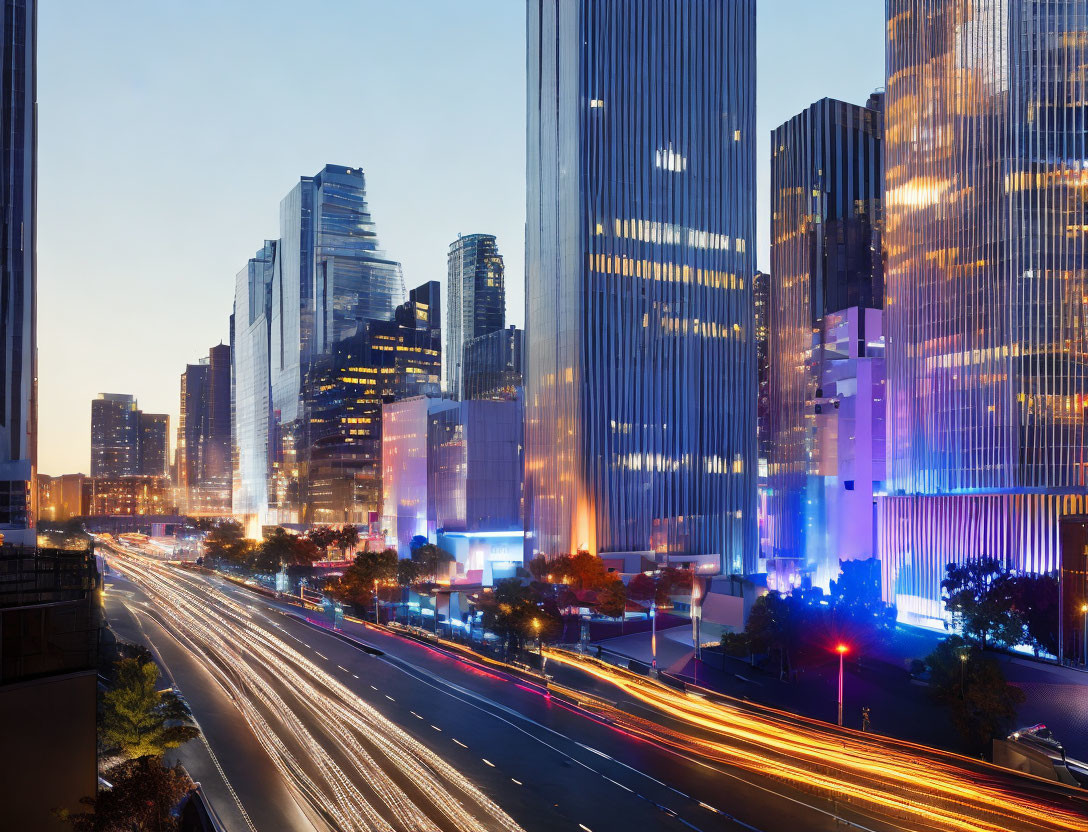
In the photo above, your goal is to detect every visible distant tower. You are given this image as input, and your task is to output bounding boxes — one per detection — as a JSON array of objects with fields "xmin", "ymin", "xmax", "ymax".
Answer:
[
  {"xmin": 0, "ymin": 0, "xmax": 36, "ymax": 544},
  {"xmin": 91, "ymin": 394, "xmax": 139, "ymax": 478},
  {"xmin": 446, "ymin": 234, "xmax": 505, "ymax": 398}
]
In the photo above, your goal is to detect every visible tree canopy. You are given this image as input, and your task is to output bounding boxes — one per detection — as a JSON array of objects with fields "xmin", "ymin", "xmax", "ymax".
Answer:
[
  {"xmin": 101, "ymin": 659, "xmax": 199, "ymax": 761},
  {"xmin": 941, "ymin": 559, "xmax": 1025, "ymax": 649}
]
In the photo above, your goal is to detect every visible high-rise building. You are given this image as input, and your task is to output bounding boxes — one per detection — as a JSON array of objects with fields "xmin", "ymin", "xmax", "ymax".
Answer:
[
  {"xmin": 302, "ymin": 282, "xmax": 442, "ymax": 525},
  {"xmin": 525, "ymin": 1, "xmax": 757, "ymax": 573},
  {"xmin": 90, "ymin": 394, "xmax": 139, "ymax": 478},
  {"xmin": 446, "ymin": 234, "xmax": 505, "ymax": 398},
  {"xmin": 753, "ymin": 270, "xmax": 771, "ymax": 470},
  {"xmin": 0, "ymin": 0, "xmax": 36, "ymax": 546},
  {"xmin": 462, "ymin": 325, "xmax": 523, "ymax": 401},
  {"xmin": 177, "ymin": 344, "xmax": 231, "ymax": 514},
  {"xmin": 137, "ymin": 412, "xmax": 169, "ymax": 477},
  {"xmin": 881, "ymin": 2, "xmax": 1088, "ymax": 624},
  {"xmin": 264, "ymin": 165, "xmax": 404, "ymax": 524},
  {"xmin": 767, "ymin": 95, "xmax": 883, "ymax": 581},
  {"xmin": 231, "ymin": 241, "xmax": 277, "ymax": 536}
]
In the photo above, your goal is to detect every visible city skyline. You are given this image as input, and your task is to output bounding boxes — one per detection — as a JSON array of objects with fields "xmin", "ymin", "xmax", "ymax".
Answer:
[{"xmin": 35, "ymin": 0, "xmax": 884, "ymax": 475}]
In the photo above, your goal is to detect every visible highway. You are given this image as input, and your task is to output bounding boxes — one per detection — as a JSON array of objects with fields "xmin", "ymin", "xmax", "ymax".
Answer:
[{"xmin": 102, "ymin": 548, "xmax": 1088, "ymax": 832}]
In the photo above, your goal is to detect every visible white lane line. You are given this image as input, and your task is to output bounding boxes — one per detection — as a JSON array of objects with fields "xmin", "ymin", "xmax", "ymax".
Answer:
[
  {"xmin": 431, "ymin": 725, "xmax": 442, "ymax": 732},
  {"xmin": 370, "ymin": 685, "xmax": 379, "ymax": 691},
  {"xmin": 579, "ymin": 825, "xmax": 593, "ymax": 832},
  {"xmin": 452, "ymin": 738, "xmax": 468, "ymax": 748},
  {"xmin": 315, "ymin": 651, "xmax": 328, "ymax": 660},
  {"xmin": 482, "ymin": 759, "xmax": 495, "ymax": 767},
  {"xmin": 511, "ymin": 778, "xmax": 522, "ymax": 785},
  {"xmin": 385, "ymin": 695, "xmax": 396, "ymax": 702},
  {"xmin": 337, "ymin": 665, "xmax": 349, "ymax": 672},
  {"xmin": 352, "ymin": 674, "xmax": 359, "ymax": 679},
  {"xmin": 603, "ymin": 776, "xmax": 634, "ymax": 793}
]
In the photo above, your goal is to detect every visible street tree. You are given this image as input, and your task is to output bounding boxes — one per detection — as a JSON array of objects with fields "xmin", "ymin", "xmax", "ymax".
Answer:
[
  {"xmin": 335, "ymin": 524, "xmax": 360, "ymax": 556},
  {"xmin": 1009, "ymin": 573, "xmax": 1060, "ymax": 657},
  {"xmin": 63, "ymin": 757, "xmax": 192, "ymax": 832},
  {"xmin": 941, "ymin": 559, "xmax": 1024, "ymax": 649},
  {"xmin": 925, "ymin": 636, "xmax": 1025, "ymax": 754},
  {"xmin": 201, "ymin": 520, "xmax": 252, "ymax": 566},
  {"xmin": 412, "ymin": 542, "xmax": 455, "ymax": 582},
  {"xmin": 596, "ymin": 580, "xmax": 627, "ymax": 620},
  {"xmin": 101, "ymin": 659, "xmax": 199, "ymax": 762}
]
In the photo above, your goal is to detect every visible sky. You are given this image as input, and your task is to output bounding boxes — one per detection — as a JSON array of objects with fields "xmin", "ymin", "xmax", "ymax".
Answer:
[{"xmin": 37, "ymin": 0, "xmax": 884, "ymax": 476}]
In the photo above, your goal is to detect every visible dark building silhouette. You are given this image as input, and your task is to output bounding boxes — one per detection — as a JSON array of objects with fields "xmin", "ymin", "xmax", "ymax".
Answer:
[{"xmin": 463, "ymin": 325, "xmax": 523, "ymax": 402}]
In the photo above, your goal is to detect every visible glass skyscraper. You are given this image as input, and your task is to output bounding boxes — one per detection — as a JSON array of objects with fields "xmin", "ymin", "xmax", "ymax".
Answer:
[
  {"xmin": 525, "ymin": 0, "xmax": 757, "ymax": 572},
  {"xmin": 137, "ymin": 412, "xmax": 169, "ymax": 477},
  {"xmin": 0, "ymin": 0, "xmax": 35, "ymax": 544},
  {"xmin": 767, "ymin": 95, "xmax": 884, "ymax": 577},
  {"xmin": 90, "ymin": 394, "xmax": 139, "ymax": 478},
  {"xmin": 231, "ymin": 241, "xmax": 277, "ymax": 536},
  {"xmin": 446, "ymin": 233, "xmax": 505, "ymax": 398},
  {"xmin": 462, "ymin": 325, "xmax": 523, "ymax": 402},
  {"xmin": 881, "ymin": 1, "xmax": 1088, "ymax": 622}
]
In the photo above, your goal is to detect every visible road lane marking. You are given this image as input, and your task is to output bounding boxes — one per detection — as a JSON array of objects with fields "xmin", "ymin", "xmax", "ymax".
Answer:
[
  {"xmin": 452, "ymin": 738, "xmax": 468, "ymax": 748},
  {"xmin": 370, "ymin": 685, "xmax": 379, "ymax": 691},
  {"xmin": 579, "ymin": 825, "xmax": 593, "ymax": 832},
  {"xmin": 482, "ymin": 759, "xmax": 495, "ymax": 767},
  {"xmin": 315, "ymin": 652, "xmax": 328, "ymax": 660},
  {"xmin": 511, "ymin": 778, "xmax": 522, "ymax": 785},
  {"xmin": 385, "ymin": 695, "xmax": 396, "ymax": 702},
  {"xmin": 431, "ymin": 725, "xmax": 442, "ymax": 732},
  {"xmin": 410, "ymin": 711, "xmax": 424, "ymax": 719},
  {"xmin": 337, "ymin": 665, "xmax": 348, "ymax": 672},
  {"xmin": 352, "ymin": 674, "xmax": 359, "ymax": 679}
]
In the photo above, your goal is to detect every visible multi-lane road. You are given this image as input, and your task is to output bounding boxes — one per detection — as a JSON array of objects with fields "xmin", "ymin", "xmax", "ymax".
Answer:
[{"xmin": 102, "ymin": 548, "xmax": 1088, "ymax": 832}]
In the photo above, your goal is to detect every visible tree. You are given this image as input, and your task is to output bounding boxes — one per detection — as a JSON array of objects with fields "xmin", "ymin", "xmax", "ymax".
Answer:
[
  {"xmin": 743, "ymin": 592, "xmax": 802, "ymax": 680},
  {"xmin": 101, "ymin": 659, "xmax": 199, "ymax": 762},
  {"xmin": 329, "ymin": 548, "xmax": 398, "ymax": 607},
  {"xmin": 658, "ymin": 566, "xmax": 694, "ymax": 598},
  {"xmin": 565, "ymin": 550, "xmax": 614, "ymax": 591},
  {"xmin": 926, "ymin": 637, "xmax": 1025, "ymax": 754},
  {"xmin": 249, "ymin": 527, "xmax": 321, "ymax": 573},
  {"xmin": 596, "ymin": 580, "xmax": 627, "ymax": 619},
  {"xmin": 63, "ymin": 757, "xmax": 192, "ymax": 832},
  {"xmin": 1008, "ymin": 573, "xmax": 1059, "ymax": 657},
  {"xmin": 397, "ymin": 557, "xmax": 424, "ymax": 587},
  {"xmin": 201, "ymin": 520, "xmax": 252, "ymax": 566},
  {"xmin": 527, "ymin": 555, "xmax": 550, "ymax": 582},
  {"xmin": 830, "ymin": 558, "xmax": 883, "ymax": 613},
  {"xmin": 335, "ymin": 524, "xmax": 360, "ymax": 556},
  {"xmin": 941, "ymin": 559, "xmax": 1024, "ymax": 649},
  {"xmin": 412, "ymin": 542, "xmax": 455, "ymax": 582},
  {"xmin": 477, "ymin": 579, "xmax": 543, "ymax": 655},
  {"xmin": 307, "ymin": 526, "xmax": 339, "ymax": 552}
]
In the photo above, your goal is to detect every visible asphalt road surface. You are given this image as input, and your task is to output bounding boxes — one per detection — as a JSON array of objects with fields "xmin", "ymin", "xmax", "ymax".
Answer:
[{"xmin": 102, "ymin": 552, "xmax": 1088, "ymax": 832}]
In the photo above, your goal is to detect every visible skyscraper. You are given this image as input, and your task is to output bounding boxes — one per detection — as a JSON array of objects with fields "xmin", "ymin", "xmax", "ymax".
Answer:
[
  {"xmin": 446, "ymin": 234, "xmax": 505, "ymax": 398},
  {"xmin": 302, "ymin": 281, "xmax": 442, "ymax": 525},
  {"xmin": 462, "ymin": 325, "xmax": 523, "ymax": 402},
  {"xmin": 137, "ymin": 412, "xmax": 169, "ymax": 477},
  {"xmin": 91, "ymin": 394, "xmax": 139, "ymax": 478},
  {"xmin": 177, "ymin": 343, "xmax": 231, "ymax": 514},
  {"xmin": 231, "ymin": 241, "xmax": 276, "ymax": 535},
  {"xmin": 767, "ymin": 95, "xmax": 884, "ymax": 580},
  {"xmin": 0, "ymin": 0, "xmax": 36, "ymax": 545},
  {"xmin": 881, "ymin": 1, "xmax": 1088, "ymax": 623},
  {"xmin": 525, "ymin": 1, "xmax": 757, "ymax": 572}
]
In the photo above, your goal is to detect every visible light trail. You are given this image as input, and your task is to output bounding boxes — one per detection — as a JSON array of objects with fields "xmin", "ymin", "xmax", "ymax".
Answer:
[
  {"xmin": 544, "ymin": 649, "xmax": 1088, "ymax": 832},
  {"xmin": 108, "ymin": 549, "xmax": 524, "ymax": 832}
]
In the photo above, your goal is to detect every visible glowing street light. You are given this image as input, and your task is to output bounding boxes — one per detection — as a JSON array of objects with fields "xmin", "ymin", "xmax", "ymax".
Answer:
[
  {"xmin": 1081, "ymin": 602, "xmax": 1088, "ymax": 666},
  {"xmin": 650, "ymin": 602, "xmax": 658, "ymax": 672},
  {"xmin": 835, "ymin": 643, "xmax": 849, "ymax": 727}
]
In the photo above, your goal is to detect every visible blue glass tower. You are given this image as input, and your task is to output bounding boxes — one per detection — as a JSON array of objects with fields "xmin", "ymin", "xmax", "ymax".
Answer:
[{"xmin": 525, "ymin": 0, "xmax": 757, "ymax": 573}]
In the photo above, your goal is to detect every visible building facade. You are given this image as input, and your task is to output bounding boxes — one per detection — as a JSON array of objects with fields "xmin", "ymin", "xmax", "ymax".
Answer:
[
  {"xmin": 767, "ymin": 95, "xmax": 883, "ymax": 580},
  {"xmin": 446, "ymin": 233, "xmax": 505, "ymax": 398},
  {"xmin": 87, "ymin": 476, "xmax": 170, "ymax": 517},
  {"xmin": 302, "ymin": 282, "xmax": 442, "ymax": 526},
  {"xmin": 525, "ymin": 0, "xmax": 757, "ymax": 573},
  {"xmin": 137, "ymin": 412, "xmax": 168, "ymax": 477},
  {"xmin": 882, "ymin": 1, "xmax": 1088, "ymax": 623},
  {"xmin": 462, "ymin": 325, "xmax": 523, "ymax": 401},
  {"xmin": 0, "ymin": 0, "xmax": 35, "ymax": 545},
  {"xmin": 177, "ymin": 344, "xmax": 231, "ymax": 514},
  {"xmin": 90, "ymin": 394, "xmax": 140, "ymax": 478},
  {"xmin": 231, "ymin": 241, "xmax": 277, "ymax": 536}
]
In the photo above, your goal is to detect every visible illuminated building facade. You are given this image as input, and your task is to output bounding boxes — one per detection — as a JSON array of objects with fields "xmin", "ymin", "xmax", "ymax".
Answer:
[
  {"xmin": 137, "ymin": 412, "xmax": 169, "ymax": 477},
  {"xmin": 767, "ymin": 95, "xmax": 883, "ymax": 579},
  {"xmin": 526, "ymin": 0, "xmax": 757, "ymax": 572},
  {"xmin": 462, "ymin": 325, "xmax": 523, "ymax": 401},
  {"xmin": 87, "ymin": 476, "xmax": 170, "ymax": 517},
  {"xmin": 753, "ymin": 270, "xmax": 771, "ymax": 470},
  {"xmin": 0, "ymin": 0, "xmax": 35, "ymax": 546},
  {"xmin": 90, "ymin": 394, "xmax": 139, "ymax": 478},
  {"xmin": 231, "ymin": 241, "xmax": 277, "ymax": 534},
  {"xmin": 303, "ymin": 282, "xmax": 442, "ymax": 525},
  {"xmin": 882, "ymin": 1, "xmax": 1088, "ymax": 623},
  {"xmin": 178, "ymin": 344, "xmax": 232, "ymax": 514},
  {"xmin": 446, "ymin": 233, "xmax": 505, "ymax": 398}
]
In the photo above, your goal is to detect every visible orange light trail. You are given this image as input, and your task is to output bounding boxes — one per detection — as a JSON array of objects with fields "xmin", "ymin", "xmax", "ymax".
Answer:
[{"xmin": 543, "ymin": 649, "xmax": 1088, "ymax": 832}]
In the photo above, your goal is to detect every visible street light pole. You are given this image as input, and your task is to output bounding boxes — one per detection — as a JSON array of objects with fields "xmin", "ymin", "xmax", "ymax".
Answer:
[
  {"xmin": 1081, "ymin": 603, "xmax": 1087, "ymax": 666},
  {"xmin": 836, "ymin": 643, "xmax": 849, "ymax": 727},
  {"xmin": 373, "ymin": 578, "xmax": 380, "ymax": 625},
  {"xmin": 650, "ymin": 602, "xmax": 658, "ymax": 672}
]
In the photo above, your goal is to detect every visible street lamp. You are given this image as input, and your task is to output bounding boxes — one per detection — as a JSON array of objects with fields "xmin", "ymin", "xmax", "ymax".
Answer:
[
  {"xmin": 650, "ymin": 602, "xmax": 658, "ymax": 672},
  {"xmin": 532, "ymin": 618, "xmax": 546, "ymax": 677},
  {"xmin": 1081, "ymin": 603, "xmax": 1088, "ymax": 666},
  {"xmin": 835, "ymin": 643, "xmax": 849, "ymax": 727},
  {"xmin": 959, "ymin": 649, "xmax": 969, "ymax": 699},
  {"xmin": 373, "ymin": 578, "xmax": 380, "ymax": 625}
]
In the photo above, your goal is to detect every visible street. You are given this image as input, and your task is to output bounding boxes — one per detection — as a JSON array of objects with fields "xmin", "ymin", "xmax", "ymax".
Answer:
[{"xmin": 103, "ymin": 550, "xmax": 1088, "ymax": 832}]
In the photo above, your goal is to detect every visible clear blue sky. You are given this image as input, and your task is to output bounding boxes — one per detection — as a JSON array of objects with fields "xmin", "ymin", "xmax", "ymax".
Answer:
[{"xmin": 38, "ymin": 0, "xmax": 884, "ymax": 475}]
